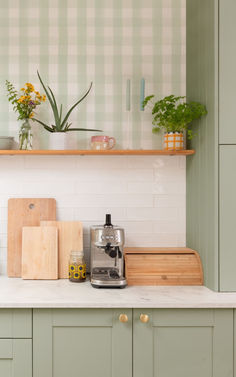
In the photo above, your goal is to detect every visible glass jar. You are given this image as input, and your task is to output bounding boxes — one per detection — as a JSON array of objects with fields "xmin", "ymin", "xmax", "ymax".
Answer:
[
  {"xmin": 69, "ymin": 250, "xmax": 86, "ymax": 283},
  {"xmin": 19, "ymin": 119, "xmax": 33, "ymax": 150}
]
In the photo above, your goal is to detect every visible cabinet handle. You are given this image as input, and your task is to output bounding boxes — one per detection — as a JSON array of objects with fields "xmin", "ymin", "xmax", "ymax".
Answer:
[
  {"xmin": 140, "ymin": 314, "xmax": 149, "ymax": 323},
  {"xmin": 119, "ymin": 314, "xmax": 128, "ymax": 323}
]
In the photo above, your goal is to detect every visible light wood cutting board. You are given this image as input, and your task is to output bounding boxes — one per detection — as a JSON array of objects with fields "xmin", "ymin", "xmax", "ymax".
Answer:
[
  {"xmin": 22, "ymin": 226, "xmax": 58, "ymax": 280},
  {"xmin": 40, "ymin": 221, "xmax": 83, "ymax": 278},
  {"xmin": 8, "ymin": 198, "xmax": 56, "ymax": 277}
]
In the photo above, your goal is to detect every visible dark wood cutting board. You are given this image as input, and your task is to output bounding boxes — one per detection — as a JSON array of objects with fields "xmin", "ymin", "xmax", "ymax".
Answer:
[{"xmin": 7, "ymin": 198, "xmax": 56, "ymax": 277}]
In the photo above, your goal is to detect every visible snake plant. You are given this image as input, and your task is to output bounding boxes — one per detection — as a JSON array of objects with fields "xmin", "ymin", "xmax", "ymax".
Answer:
[{"xmin": 33, "ymin": 71, "xmax": 101, "ymax": 133}]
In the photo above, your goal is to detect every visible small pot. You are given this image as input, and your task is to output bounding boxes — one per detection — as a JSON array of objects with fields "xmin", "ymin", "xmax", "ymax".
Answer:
[
  {"xmin": 164, "ymin": 132, "xmax": 184, "ymax": 151},
  {"xmin": 0, "ymin": 137, "xmax": 14, "ymax": 150},
  {"xmin": 49, "ymin": 133, "xmax": 77, "ymax": 150}
]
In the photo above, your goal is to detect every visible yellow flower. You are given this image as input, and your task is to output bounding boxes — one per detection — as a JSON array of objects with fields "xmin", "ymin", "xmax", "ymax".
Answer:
[
  {"xmin": 17, "ymin": 96, "xmax": 25, "ymax": 103},
  {"xmin": 42, "ymin": 95, "xmax": 46, "ymax": 101},
  {"xmin": 25, "ymin": 83, "xmax": 34, "ymax": 92},
  {"xmin": 20, "ymin": 88, "xmax": 25, "ymax": 91},
  {"xmin": 35, "ymin": 91, "xmax": 40, "ymax": 95},
  {"xmin": 29, "ymin": 112, "xmax": 34, "ymax": 118}
]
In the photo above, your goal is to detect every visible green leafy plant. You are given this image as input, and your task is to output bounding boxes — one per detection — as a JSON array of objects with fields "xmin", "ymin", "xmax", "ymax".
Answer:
[
  {"xmin": 33, "ymin": 71, "xmax": 101, "ymax": 133},
  {"xmin": 143, "ymin": 94, "xmax": 207, "ymax": 139}
]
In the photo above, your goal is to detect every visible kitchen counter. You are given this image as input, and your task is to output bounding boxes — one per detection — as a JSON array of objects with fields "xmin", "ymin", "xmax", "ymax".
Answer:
[{"xmin": 0, "ymin": 276, "xmax": 236, "ymax": 308}]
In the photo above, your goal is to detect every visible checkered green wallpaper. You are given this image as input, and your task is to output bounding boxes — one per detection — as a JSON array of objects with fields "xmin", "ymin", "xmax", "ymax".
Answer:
[{"xmin": 0, "ymin": 0, "xmax": 185, "ymax": 149}]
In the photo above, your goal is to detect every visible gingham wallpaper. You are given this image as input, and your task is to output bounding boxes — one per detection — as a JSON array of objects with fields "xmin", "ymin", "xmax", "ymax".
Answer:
[{"xmin": 0, "ymin": 0, "xmax": 185, "ymax": 149}]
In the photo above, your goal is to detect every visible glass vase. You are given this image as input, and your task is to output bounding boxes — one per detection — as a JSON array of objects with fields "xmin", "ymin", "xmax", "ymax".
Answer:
[{"xmin": 19, "ymin": 119, "xmax": 32, "ymax": 150}]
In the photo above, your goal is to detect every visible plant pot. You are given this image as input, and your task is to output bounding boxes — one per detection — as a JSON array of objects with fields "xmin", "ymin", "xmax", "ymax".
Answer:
[
  {"xmin": 49, "ymin": 133, "xmax": 77, "ymax": 150},
  {"xmin": 164, "ymin": 132, "xmax": 184, "ymax": 151}
]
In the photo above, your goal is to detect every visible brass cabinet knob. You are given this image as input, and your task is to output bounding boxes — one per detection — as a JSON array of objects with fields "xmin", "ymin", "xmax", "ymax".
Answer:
[
  {"xmin": 119, "ymin": 314, "xmax": 128, "ymax": 323},
  {"xmin": 140, "ymin": 314, "xmax": 149, "ymax": 323}
]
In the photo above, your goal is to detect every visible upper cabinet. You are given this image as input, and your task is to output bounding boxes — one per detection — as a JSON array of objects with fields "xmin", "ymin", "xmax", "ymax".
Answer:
[
  {"xmin": 186, "ymin": 0, "xmax": 219, "ymax": 291},
  {"xmin": 219, "ymin": 0, "xmax": 236, "ymax": 143},
  {"xmin": 186, "ymin": 0, "xmax": 236, "ymax": 291}
]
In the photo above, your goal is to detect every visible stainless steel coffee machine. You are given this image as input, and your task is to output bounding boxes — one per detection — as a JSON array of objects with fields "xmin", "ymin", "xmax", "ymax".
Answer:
[{"xmin": 90, "ymin": 214, "xmax": 127, "ymax": 288}]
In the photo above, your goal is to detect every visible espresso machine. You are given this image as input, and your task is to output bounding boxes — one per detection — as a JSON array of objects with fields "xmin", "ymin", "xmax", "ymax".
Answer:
[{"xmin": 90, "ymin": 214, "xmax": 127, "ymax": 288}]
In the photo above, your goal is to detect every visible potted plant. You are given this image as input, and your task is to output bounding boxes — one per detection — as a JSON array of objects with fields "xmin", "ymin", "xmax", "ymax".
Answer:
[
  {"xmin": 33, "ymin": 72, "xmax": 101, "ymax": 150},
  {"xmin": 143, "ymin": 94, "xmax": 207, "ymax": 151},
  {"xmin": 6, "ymin": 80, "xmax": 46, "ymax": 150}
]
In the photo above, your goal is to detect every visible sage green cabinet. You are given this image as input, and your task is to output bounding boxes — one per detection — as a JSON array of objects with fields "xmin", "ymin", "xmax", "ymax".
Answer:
[
  {"xmin": 219, "ymin": 146, "xmax": 236, "ymax": 291},
  {"xmin": 186, "ymin": 0, "xmax": 236, "ymax": 291},
  {"xmin": 0, "ymin": 309, "xmax": 32, "ymax": 338},
  {"xmin": 0, "ymin": 339, "xmax": 32, "ymax": 377},
  {"xmin": 0, "ymin": 309, "xmax": 32, "ymax": 377},
  {"xmin": 133, "ymin": 309, "xmax": 233, "ymax": 377},
  {"xmin": 33, "ymin": 308, "xmax": 132, "ymax": 377},
  {"xmin": 33, "ymin": 308, "xmax": 233, "ymax": 377},
  {"xmin": 219, "ymin": 0, "xmax": 236, "ymax": 143}
]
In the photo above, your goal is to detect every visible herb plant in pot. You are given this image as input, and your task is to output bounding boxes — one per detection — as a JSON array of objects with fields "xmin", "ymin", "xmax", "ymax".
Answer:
[
  {"xmin": 143, "ymin": 94, "xmax": 207, "ymax": 151},
  {"xmin": 33, "ymin": 72, "xmax": 102, "ymax": 150}
]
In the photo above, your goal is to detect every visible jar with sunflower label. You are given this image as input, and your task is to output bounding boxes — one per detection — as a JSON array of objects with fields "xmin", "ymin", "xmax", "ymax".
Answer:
[{"xmin": 69, "ymin": 250, "xmax": 86, "ymax": 283}]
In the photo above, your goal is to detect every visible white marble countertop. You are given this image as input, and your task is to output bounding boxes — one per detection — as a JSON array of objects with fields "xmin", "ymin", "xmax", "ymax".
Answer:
[{"xmin": 0, "ymin": 276, "xmax": 236, "ymax": 308}]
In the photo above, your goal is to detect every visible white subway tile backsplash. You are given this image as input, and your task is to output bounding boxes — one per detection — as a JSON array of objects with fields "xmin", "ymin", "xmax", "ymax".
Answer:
[
  {"xmin": 57, "ymin": 208, "xmax": 75, "ymax": 221},
  {"xmin": 153, "ymin": 219, "xmax": 185, "ymax": 233},
  {"xmin": 0, "ymin": 155, "xmax": 186, "ymax": 274},
  {"xmin": 75, "ymin": 181, "xmax": 127, "ymax": 194},
  {"xmin": 76, "ymin": 156, "xmax": 127, "ymax": 169},
  {"xmin": 74, "ymin": 207, "xmax": 127, "ymax": 222},
  {"xmin": 0, "ymin": 235, "xmax": 7, "ymax": 248},
  {"xmin": 127, "ymin": 182, "xmax": 154, "ymax": 194},
  {"xmin": 126, "ymin": 207, "xmax": 179, "ymax": 221},
  {"xmin": 73, "ymin": 168, "xmax": 154, "ymax": 182},
  {"xmin": 22, "ymin": 181, "xmax": 76, "ymax": 196},
  {"xmin": 177, "ymin": 233, "xmax": 186, "ymax": 247},
  {"xmin": 154, "ymin": 194, "xmax": 186, "ymax": 208},
  {"xmin": 24, "ymin": 156, "xmax": 77, "ymax": 169},
  {"xmin": 125, "ymin": 233, "xmax": 179, "ymax": 247},
  {"xmin": 119, "ymin": 221, "xmax": 153, "ymax": 234},
  {"xmin": 153, "ymin": 181, "xmax": 186, "ymax": 195},
  {"xmin": 178, "ymin": 156, "xmax": 186, "ymax": 169},
  {"xmin": 0, "ymin": 222, "xmax": 7, "ymax": 235},
  {"xmin": 0, "ymin": 156, "xmax": 25, "ymax": 170},
  {"xmin": 57, "ymin": 193, "xmax": 153, "ymax": 208}
]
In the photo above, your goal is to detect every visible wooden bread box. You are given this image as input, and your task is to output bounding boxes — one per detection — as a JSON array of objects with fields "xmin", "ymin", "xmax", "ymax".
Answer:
[{"xmin": 124, "ymin": 247, "xmax": 203, "ymax": 286}]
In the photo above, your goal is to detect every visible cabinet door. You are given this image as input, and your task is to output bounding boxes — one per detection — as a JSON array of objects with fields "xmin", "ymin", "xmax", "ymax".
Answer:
[
  {"xmin": 33, "ymin": 308, "xmax": 132, "ymax": 377},
  {"xmin": 219, "ymin": 0, "xmax": 236, "ymax": 143},
  {"xmin": 133, "ymin": 309, "xmax": 233, "ymax": 377},
  {"xmin": 219, "ymin": 146, "xmax": 236, "ymax": 291},
  {"xmin": 0, "ymin": 309, "xmax": 32, "ymax": 338},
  {"xmin": 0, "ymin": 339, "xmax": 32, "ymax": 377}
]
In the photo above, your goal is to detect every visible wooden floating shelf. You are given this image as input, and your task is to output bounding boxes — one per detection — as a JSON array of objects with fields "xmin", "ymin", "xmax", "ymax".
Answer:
[{"xmin": 0, "ymin": 149, "xmax": 195, "ymax": 156}]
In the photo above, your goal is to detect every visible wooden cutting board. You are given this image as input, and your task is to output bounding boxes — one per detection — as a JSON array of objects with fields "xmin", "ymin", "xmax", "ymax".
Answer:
[
  {"xmin": 125, "ymin": 247, "xmax": 204, "ymax": 286},
  {"xmin": 40, "ymin": 221, "xmax": 83, "ymax": 278},
  {"xmin": 8, "ymin": 198, "xmax": 56, "ymax": 277},
  {"xmin": 22, "ymin": 226, "xmax": 58, "ymax": 279}
]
